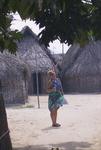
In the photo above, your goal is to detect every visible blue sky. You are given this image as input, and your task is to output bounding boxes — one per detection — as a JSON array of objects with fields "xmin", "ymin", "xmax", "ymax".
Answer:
[{"xmin": 11, "ymin": 13, "xmax": 70, "ymax": 54}]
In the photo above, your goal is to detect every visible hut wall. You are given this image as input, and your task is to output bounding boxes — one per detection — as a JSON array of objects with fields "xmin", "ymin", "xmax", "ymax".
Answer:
[
  {"xmin": 62, "ymin": 75, "xmax": 101, "ymax": 93},
  {"xmin": 28, "ymin": 75, "xmax": 34, "ymax": 95},
  {"xmin": 2, "ymin": 77, "xmax": 28, "ymax": 104},
  {"xmin": 41, "ymin": 73, "xmax": 48, "ymax": 94},
  {"xmin": 28, "ymin": 72, "xmax": 48, "ymax": 95},
  {"xmin": 31, "ymin": 73, "xmax": 39, "ymax": 95}
]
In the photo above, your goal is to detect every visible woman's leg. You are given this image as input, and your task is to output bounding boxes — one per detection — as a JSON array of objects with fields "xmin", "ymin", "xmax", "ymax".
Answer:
[
  {"xmin": 50, "ymin": 108, "xmax": 60, "ymax": 127},
  {"xmin": 50, "ymin": 108, "xmax": 57, "ymax": 125}
]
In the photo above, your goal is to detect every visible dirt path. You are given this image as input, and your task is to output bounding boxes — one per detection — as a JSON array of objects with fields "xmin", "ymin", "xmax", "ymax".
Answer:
[{"xmin": 6, "ymin": 95, "xmax": 101, "ymax": 150}]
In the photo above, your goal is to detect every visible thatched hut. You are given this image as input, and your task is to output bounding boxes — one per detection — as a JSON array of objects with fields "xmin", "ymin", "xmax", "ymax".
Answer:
[
  {"xmin": 0, "ymin": 52, "xmax": 29, "ymax": 104},
  {"xmin": 17, "ymin": 26, "xmax": 55, "ymax": 95},
  {"xmin": 61, "ymin": 41, "xmax": 101, "ymax": 93}
]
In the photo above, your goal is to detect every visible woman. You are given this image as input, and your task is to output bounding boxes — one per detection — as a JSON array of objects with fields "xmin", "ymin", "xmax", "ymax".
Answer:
[{"xmin": 47, "ymin": 70, "xmax": 64, "ymax": 127}]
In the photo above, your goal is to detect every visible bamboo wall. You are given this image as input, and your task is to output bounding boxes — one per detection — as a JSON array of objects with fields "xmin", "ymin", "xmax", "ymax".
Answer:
[
  {"xmin": 1, "ymin": 77, "xmax": 28, "ymax": 104},
  {"xmin": 62, "ymin": 75, "xmax": 101, "ymax": 93}
]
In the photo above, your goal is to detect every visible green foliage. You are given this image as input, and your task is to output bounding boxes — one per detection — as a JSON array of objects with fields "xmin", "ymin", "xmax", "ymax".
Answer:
[
  {"xmin": 34, "ymin": 0, "xmax": 91, "ymax": 46},
  {"xmin": 0, "ymin": 0, "xmax": 101, "ymax": 53},
  {"xmin": 0, "ymin": 0, "xmax": 22, "ymax": 53}
]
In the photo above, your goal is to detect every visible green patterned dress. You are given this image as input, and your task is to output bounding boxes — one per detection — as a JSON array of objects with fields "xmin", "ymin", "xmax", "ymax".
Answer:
[{"xmin": 48, "ymin": 78, "xmax": 64, "ymax": 111}]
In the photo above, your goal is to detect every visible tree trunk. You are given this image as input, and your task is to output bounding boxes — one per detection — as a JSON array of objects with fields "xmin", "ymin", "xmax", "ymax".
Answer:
[{"xmin": 0, "ymin": 81, "xmax": 12, "ymax": 150}]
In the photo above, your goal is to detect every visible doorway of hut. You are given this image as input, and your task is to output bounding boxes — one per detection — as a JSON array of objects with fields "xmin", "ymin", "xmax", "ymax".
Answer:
[{"xmin": 32, "ymin": 73, "xmax": 42, "ymax": 95}]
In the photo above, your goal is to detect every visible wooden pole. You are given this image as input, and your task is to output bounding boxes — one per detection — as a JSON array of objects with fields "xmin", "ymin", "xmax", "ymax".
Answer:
[
  {"xmin": 0, "ymin": 81, "xmax": 12, "ymax": 150},
  {"xmin": 36, "ymin": 71, "xmax": 40, "ymax": 108},
  {"xmin": 35, "ymin": 49, "xmax": 40, "ymax": 108}
]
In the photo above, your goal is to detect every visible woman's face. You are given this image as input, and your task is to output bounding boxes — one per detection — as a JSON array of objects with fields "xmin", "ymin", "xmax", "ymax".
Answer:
[{"xmin": 49, "ymin": 73, "xmax": 56, "ymax": 80}]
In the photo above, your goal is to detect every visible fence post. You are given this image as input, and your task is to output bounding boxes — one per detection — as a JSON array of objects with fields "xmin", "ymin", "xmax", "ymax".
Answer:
[{"xmin": 0, "ymin": 81, "xmax": 12, "ymax": 150}]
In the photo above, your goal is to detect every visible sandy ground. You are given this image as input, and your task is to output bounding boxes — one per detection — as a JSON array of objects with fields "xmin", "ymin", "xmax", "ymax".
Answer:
[{"xmin": 6, "ymin": 94, "xmax": 101, "ymax": 150}]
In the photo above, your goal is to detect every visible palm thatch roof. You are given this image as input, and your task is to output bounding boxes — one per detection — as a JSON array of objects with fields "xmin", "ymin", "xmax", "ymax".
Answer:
[
  {"xmin": 17, "ymin": 26, "xmax": 56, "ymax": 72},
  {"xmin": 61, "ymin": 43, "xmax": 80, "ymax": 76},
  {"xmin": 0, "ymin": 51, "xmax": 30, "ymax": 80},
  {"xmin": 61, "ymin": 41, "xmax": 101, "ymax": 77},
  {"xmin": 61, "ymin": 41, "xmax": 101, "ymax": 93},
  {"xmin": 52, "ymin": 54, "xmax": 64, "ymax": 67}
]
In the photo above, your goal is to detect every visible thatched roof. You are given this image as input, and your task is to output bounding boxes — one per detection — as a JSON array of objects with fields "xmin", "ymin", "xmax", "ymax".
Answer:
[
  {"xmin": 17, "ymin": 26, "xmax": 56, "ymax": 72},
  {"xmin": 0, "ymin": 51, "xmax": 30, "ymax": 80},
  {"xmin": 61, "ymin": 41, "xmax": 101, "ymax": 77},
  {"xmin": 52, "ymin": 54, "xmax": 64, "ymax": 63}
]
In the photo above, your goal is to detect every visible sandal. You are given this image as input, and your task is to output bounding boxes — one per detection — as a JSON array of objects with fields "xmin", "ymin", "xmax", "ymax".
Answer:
[{"xmin": 52, "ymin": 123, "xmax": 61, "ymax": 127}]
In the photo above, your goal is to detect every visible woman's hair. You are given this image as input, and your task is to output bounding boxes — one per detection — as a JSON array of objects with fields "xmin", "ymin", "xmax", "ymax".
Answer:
[{"xmin": 47, "ymin": 70, "xmax": 56, "ymax": 75}]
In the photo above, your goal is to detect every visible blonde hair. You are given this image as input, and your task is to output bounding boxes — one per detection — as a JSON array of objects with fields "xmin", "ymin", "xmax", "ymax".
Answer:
[{"xmin": 47, "ymin": 70, "xmax": 55, "ymax": 75}]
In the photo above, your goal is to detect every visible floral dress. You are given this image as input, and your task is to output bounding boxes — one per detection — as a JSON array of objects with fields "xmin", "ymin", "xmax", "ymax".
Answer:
[{"xmin": 48, "ymin": 78, "xmax": 64, "ymax": 111}]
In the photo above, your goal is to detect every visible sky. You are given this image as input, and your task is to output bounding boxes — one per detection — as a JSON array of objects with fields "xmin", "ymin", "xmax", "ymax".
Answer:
[{"xmin": 11, "ymin": 13, "xmax": 70, "ymax": 54}]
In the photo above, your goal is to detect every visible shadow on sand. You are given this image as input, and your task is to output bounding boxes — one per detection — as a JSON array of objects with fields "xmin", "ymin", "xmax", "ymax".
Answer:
[
  {"xmin": 14, "ymin": 141, "xmax": 92, "ymax": 150},
  {"xmin": 42, "ymin": 126, "xmax": 61, "ymax": 131}
]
